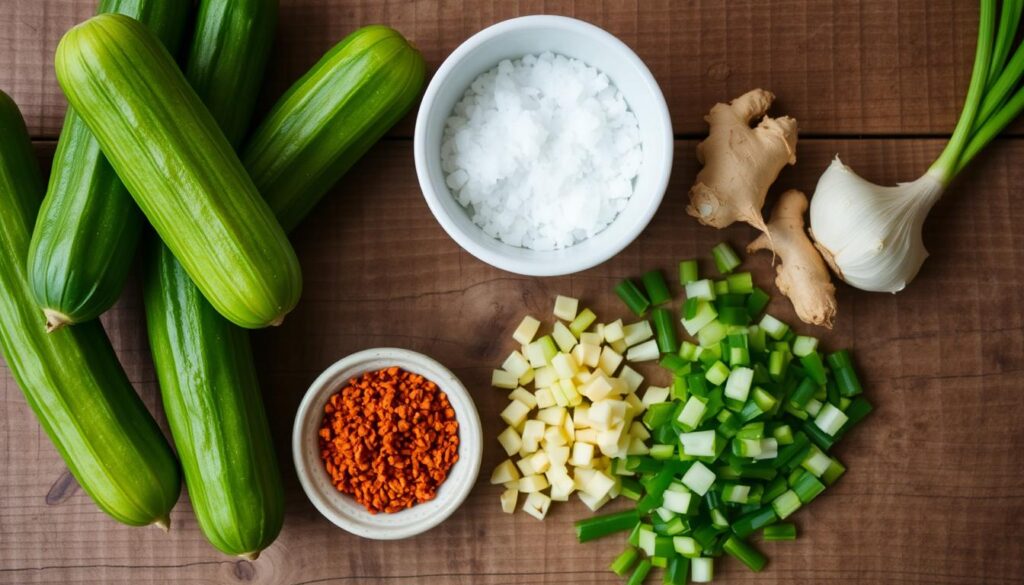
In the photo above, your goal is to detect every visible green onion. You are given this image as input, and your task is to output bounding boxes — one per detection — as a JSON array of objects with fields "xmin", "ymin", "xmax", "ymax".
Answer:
[
  {"xmin": 679, "ymin": 260, "xmax": 699, "ymax": 285},
  {"xmin": 653, "ymin": 308, "xmax": 680, "ymax": 353},
  {"xmin": 665, "ymin": 556, "xmax": 690, "ymax": 585},
  {"xmin": 685, "ymin": 279, "xmax": 716, "ymax": 301},
  {"xmin": 642, "ymin": 269, "xmax": 672, "ymax": 306},
  {"xmin": 725, "ymin": 272, "xmax": 754, "ymax": 294},
  {"xmin": 691, "ymin": 557, "xmax": 713, "ymax": 583},
  {"xmin": 731, "ymin": 506, "xmax": 778, "ymax": 538},
  {"xmin": 585, "ymin": 247, "xmax": 871, "ymax": 583},
  {"xmin": 723, "ymin": 535, "xmax": 767, "ymax": 572},
  {"xmin": 746, "ymin": 287, "xmax": 770, "ymax": 315},
  {"xmin": 615, "ymin": 279, "xmax": 651, "ymax": 316},
  {"xmin": 712, "ymin": 243, "xmax": 742, "ymax": 274},
  {"xmin": 799, "ymin": 352, "xmax": 827, "ymax": 385},
  {"xmin": 626, "ymin": 558, "xmax": 652, "ymax": 585},
  {"xmin": 762, "ymin": 523, "xmax": 797, "ymax": 541},
  {"xmin": 607, "ymin": 548, "xmax": 637, "ymax": 577},
  {"xmin": 575, "ymin": 510, "xmax": 641, "ymax": 543}
]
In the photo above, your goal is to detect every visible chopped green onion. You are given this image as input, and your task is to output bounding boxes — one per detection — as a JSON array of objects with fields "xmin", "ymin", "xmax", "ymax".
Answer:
[
  {"xmin": 665, "ymin": 556, "xmax": 690, "ymax": 585},
  {"xmin": 799, "ymin": 352, "xmax": 827, "ymax": 385},
  {"xmin": 746, "ymin": 287, "xmax": 771, "ymax": 315},
  {"xmin": 723, "ymin": 535, "xmax": 767, "ymax": 572},
  {"xmin": 759, "ymin": 314, "xmax": 790, "ymax": 340},
  {"xmin": 685, "ymin": 279, "xmax": 717, "ymax": 301},
  {"xmin": 610, "ymin": 547, "xmax": 639, "ymax": 576},
  {"xmin": 651, "ymin": 556, "xmax": 669, "ymax": 569},
  {"xmin": 679, "ymin": 260, "xmax": 700, "ymax": 285},
  {"xmin": 731, "ymin": 505, "xmax": 778, "ymax": 538},
  {"xmin": 626, "ymin": 558, "xmax": 652, "ymax": 585},
  {"xmin": 762, "ymin": 523, "xmax": 797, "ymax": 541},
  {"xmin": 642, "ymin": 269, "xmax": 672, "ymax": 306},
  {"xmin": 792, "ymin": 335, "xmax": 819, "ymax": 357},
  {"xmin": 717, "ymin": 306, "xmax": 750, "ymax": 326},
  {"xmin": 575, "ymin": 510, "xmax": 641, "ymax": 543},
  {"xmin": 726, "ymin": 272, "xmax": 754, "ymax": 294},
  {"xmin": 653, "ymin": 308, "xmax": 680, "ymax": 353},
  {"xmin": 822, "ymin": 457, "xmax": 846, "ymax": 486},
  {"xmin": 770, "ymin": 489, "xmax": 802, "ymax": 519},
  {"xmin": 792, "ymin": 471, "xmax": 826, "ymax": 503},
  {"xmin": 615, "ymin": 279, "xmax": 651, "ymax": 316},
  {"xmin": 681, "ymin": 300, "xmax": 718, "ymax": 336},
  {"xmin": 705, "ymin": 360, "xmax": 731, "ymax": 385},
  {"xmin": 712, "ymin": 242, "xmax": 742, "ymax": 274},
  {"xmin": 691, "ymin": 557, "xmax": 713, "ymax": 583}
]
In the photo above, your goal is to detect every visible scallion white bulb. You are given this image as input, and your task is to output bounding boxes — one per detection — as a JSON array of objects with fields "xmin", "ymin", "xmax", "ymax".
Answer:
[{"xmin": 808, "ymin": 158, "xmax": 944, "ymax": 293}]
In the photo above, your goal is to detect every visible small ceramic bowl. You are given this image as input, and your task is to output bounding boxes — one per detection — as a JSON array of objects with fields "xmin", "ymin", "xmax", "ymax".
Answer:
[
  {"xmin": 292, "ymin": 348, "xmax": 482, "ymax": 540},
  {"xmin": 414, "ymin": 15, "xmax": 673, "ymax": 276}
]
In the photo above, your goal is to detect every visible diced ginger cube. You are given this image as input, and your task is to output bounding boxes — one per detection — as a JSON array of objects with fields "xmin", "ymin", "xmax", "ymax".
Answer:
[
  {"xmin": 500, "ymin": 488, "xmax": 518, "ymax": 514},
  {"xmin": 573, "ymin": 405, "xmax": 591, "ymax": 428},
  {"xmin": 580, "ymin": 374, "xmax": 615, "ymax": 402},
  {"xmin": 603, "ymin": 319, "xmax": 625, "ymax": 343},
  {"xmin": 598, "ymin": 346, "xmax": 624, "ymax": 376},
  {"xmin": 619, "ymin": 366, "xmax": 644, "ymax": 392},
  {"xmin": 553, "ymin": 295, "xmax": 579, "ymax": 321},
  {"xmin": 525, "ymin": 451, "xmax": 550, "ymax": 474},
  {"xmin": 546, "ymin": 444, "xmax": 571, "ymax": 467},
  {"xmin": 571, "ymin": 442, "xmax": 595, "ymax": 467},
  {"xmin": 522, "ymin": 491, "xmax": 552, "ymax": 520},
  {"xmin": 490, "ymin": 460, "xmax": 520, "ymax": 484},
  {"xmin": 534, "ymin": 366, "xmax": 557, "ymax": 389},
  {"xmin": 580, "ymin": 332, "xmax": 603, "ymax": 346},
  {"xmin": 497, "ymin": 426, "xmax": 522, "ymax": 456},
  {"xmin": 551, "ymin": 353, "xmax": 579, "ymax": 380},
  {"xmin": 536, "ymin": 406, "xmax": 567, "ymax": 426},
  {"xmin": 575, "ymin": 428, "xmax": 598, "ymax": 444},
  {"xmin": 502, "ymin": 351, "xmax": 531, "ymax": 378},
  {"xmin": 518, "ymin": 474, "xmax": 549, "ymax": 494},
  {"xmin": 521, "ymin": 419, "xmax": 546, "ymax": 453},
  {"xmin": 544, "ymin": 425, "xmax": 567, "ymax": 447},
  {"xmin": 500, "ymin": 400, "xmax": 531, "ymax": 427},
  {"xmin": 512, "ymin": 316, "xmax": 541, "ymax": 345},
  {"xmin": 589, "ymin": 400, "xmax": 629, "ymax": 429},
  {"xmin": 534, "ymin": 387, "xmax": 556, "ymax": 409},
  {"xmin": 552, "ymin": 321, "xmax": 577, "ymax": 353},
  {"xmin": 492, "ymin": 369, "xmax": 518, "ymax": 389},
  {"xmin": 507, "ymin": 387, "xmax": 537, "ymax": 409}
]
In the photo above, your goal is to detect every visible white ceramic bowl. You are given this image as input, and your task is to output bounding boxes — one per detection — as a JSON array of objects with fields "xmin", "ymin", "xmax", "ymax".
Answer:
[
  {"xmin": 292, "ymin": 348, "xmax": 482, "ymax": 540},
  {"xmin": 414, "ymin": 15, "xmax": 673, "ymax": 276}
]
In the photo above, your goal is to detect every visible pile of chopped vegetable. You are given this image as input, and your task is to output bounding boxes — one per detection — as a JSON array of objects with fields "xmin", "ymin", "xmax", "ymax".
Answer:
[
  {"xmin": 491, "ymin": 295, "xmax": 656, "ymax": 519},
  {"xmin": 491, "ymin": 242, "xmax": 872, "ymax": 583}
]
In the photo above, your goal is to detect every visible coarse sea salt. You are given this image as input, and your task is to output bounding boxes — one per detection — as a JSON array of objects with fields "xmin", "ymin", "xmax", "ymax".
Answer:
[{"xmin": 441, "ymin": 52, "xmax": 642, "ymax": 251}]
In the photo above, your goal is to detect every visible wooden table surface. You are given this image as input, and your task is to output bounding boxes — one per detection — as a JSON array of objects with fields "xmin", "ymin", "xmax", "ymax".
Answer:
[{"xmin": 2, "ymin": 1, "xmax": 1023, "ymax": 584}]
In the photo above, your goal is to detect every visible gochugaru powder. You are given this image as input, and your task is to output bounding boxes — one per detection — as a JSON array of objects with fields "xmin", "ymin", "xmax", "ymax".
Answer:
[{"xmin": 318, "ymin": 367, "xmax": 460, "ymax": 514}]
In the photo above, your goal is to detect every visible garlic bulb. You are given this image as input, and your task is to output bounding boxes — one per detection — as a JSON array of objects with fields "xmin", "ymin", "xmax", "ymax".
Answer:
[{"xmin": 808, "ymin": 158, "xmax": 945, "ymax": 293}]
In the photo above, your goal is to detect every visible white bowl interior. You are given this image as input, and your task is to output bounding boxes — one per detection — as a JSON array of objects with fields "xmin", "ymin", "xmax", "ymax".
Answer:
[
  {"xmin": 292, "ymin": 348, "xmax": 482, "ymax": 540},
  {"xmin": 416, "ymin": 16, "xmax": 673, "ymax": 276}
]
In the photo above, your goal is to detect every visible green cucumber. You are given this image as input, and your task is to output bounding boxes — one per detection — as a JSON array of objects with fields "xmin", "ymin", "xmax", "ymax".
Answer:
[
  {"xmin": 27, "ymin": 0, "xmax": 188, "ymax": 331},
  {"xmin": 0, "ymin": 89, "xmax": 180, "ymax": 527},
  {"xmin": 55, "ymin": 13, "xmax": 302, "ymax": 330},
  {"xmin": 242, "ymin": 24, "xmax": 426, "ymax": 232},
  {"xmin": 146, "ymin": 0, "xmax": 283, "ymax": 559}
]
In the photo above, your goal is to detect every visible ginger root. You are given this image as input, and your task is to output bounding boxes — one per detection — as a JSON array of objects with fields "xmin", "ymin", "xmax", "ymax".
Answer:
[
  {"xmin": 748, "ymin": 189, "xmax": 837, "ymax": 328},
  {"xmin": 688, "ymin": 89, "xmax": 798, "ymax": 232}
]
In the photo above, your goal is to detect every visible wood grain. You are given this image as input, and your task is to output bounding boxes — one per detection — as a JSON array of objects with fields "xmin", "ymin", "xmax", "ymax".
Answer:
[
  {"xmin": 2, "ymin": 137, "xmax": 1023, "ymax": 584},
  {"xmin": 2, "ymin": 0, "xmax": 1024, "ymax": 583},
  {"xmin": 0, "ymin": 0, "xmax": 1011, "ymax": 138}
]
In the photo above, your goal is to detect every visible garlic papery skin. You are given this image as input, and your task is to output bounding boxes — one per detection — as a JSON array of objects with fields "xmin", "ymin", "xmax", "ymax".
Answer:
[{"xmin": 808, "ymin": 157, "xmax": 946, "ymax": 293}]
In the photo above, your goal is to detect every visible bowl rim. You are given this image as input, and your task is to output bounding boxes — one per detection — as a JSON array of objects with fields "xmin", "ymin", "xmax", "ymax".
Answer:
[
  {"xmin": 413, "ymin": 14, "xmax": 674, "ymax": 277},
  {"xmin": 291, "ymin": 347, "xmax": 483, "ymax": 540}
]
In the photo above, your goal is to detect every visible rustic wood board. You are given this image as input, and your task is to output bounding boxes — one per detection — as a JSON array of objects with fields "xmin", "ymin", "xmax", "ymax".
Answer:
[
  {"xmin": 0, "ymin": 0, "xmax": 1014, "ymax": 138},
  {"xmin": 2, "ymin": 1, "xmax": 1024, "ymax": 584}
]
